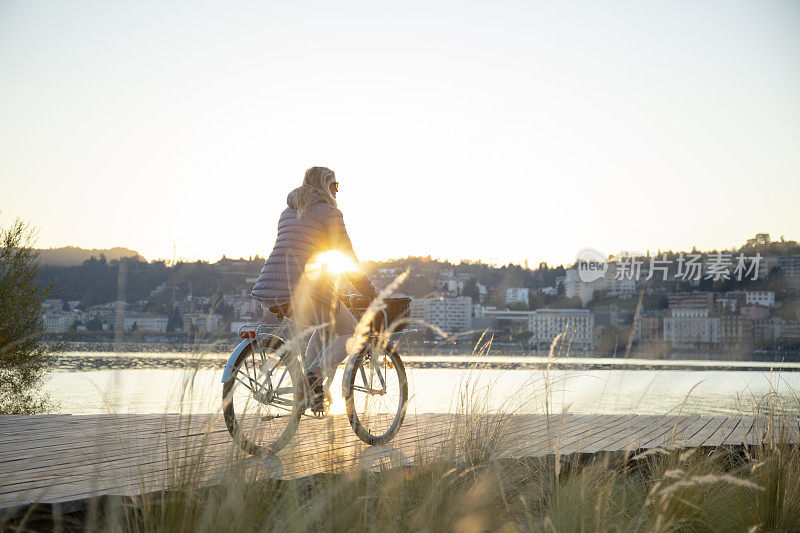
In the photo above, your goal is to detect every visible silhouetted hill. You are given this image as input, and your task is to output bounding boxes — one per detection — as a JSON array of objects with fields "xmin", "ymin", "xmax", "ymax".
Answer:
[{"xmin": 37, "ymin": 246, "xmax": 145, "ymax": 266}]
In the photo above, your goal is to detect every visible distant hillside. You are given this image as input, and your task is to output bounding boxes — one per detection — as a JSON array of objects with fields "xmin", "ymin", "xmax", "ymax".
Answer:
[{"xmin": 37, "ymin": 246, "xmax": 145, "ymax": 266}]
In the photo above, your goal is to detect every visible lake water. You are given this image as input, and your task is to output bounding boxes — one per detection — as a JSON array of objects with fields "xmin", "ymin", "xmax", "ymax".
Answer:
[{"xmin": 44, "ymin": 351, "xmax": 800, "ymax": 417}]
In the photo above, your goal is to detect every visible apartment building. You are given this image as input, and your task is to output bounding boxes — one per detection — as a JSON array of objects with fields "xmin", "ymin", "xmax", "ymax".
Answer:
[
  {"xmin": 410, "ymin": 296, "xmax": 472, "ymax": 334},
  {"xmin": 224, "ymin": 291, "xmax": 261, "ymax": 319},
  {"xmin": 528, "ymin": 309, "xmax": 594, "ymax": 350},
  {"xmin": 43, "ymin": 313, "xmax": 78, "ymax": 333},
  {"xmin": 505, "ymin": 288, "xmax": 530, "ymax": 307},
  {"xmin": 182, "ymin": 312, "xmax": 224, "ymax": 333},
  {"xmin": 634, "ymin": 311, "xmax": 666, "ymax": 343},
  {"xmin": 663, "ymin": 307, "xmax": 721, "ymax": 347},
  {"xmin": 122, "ymin": 312, "xmax": 168, "ymax": 333},
  {"xmin": 668, "ymin": 291, "xmax": 714, "ymax": 311},
  {"xmin": 604, "ymin": 263, "xmax": 637, "ymax": 297},
  {"xmin": 564, "ymin": 269, "xmax": 594, "ymax": 305},
  {"xmin": 720, "ymin": 315, "xmax": 753, "ymax": 347}
]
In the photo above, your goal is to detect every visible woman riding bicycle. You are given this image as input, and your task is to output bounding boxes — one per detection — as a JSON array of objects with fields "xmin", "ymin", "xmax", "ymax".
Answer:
[{"xmin": 250, "ymin": 166, "xmax": 378, "ymax": 413}]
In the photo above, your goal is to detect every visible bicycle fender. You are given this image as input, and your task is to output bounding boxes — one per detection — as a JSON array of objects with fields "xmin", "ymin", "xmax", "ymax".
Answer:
[
  {"xmin": 221, "ymin": 334, "xmax": 287, "ymax": 383},
  {"xmin": 221, "ymin": 339, "xmax": 253, "ymax": 383}
]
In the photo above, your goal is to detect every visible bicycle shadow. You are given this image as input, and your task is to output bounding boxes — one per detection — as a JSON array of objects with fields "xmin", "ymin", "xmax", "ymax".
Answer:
[
  {"xmin": 212, "ymin": 453, "xmax": 286, "ymax": 484},
  {"xmin": 357, "ymin": 445, "xmax": 412, "ymax": 472},
  {"xmin": 211, "ymin": 443, "xmax": 410, "ymax": 484}
]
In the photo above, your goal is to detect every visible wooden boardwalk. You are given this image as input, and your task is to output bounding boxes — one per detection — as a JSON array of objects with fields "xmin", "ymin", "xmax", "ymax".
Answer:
[{"xmin": 0, "ymin": 413, "xmax": 788, "ymax": 510}]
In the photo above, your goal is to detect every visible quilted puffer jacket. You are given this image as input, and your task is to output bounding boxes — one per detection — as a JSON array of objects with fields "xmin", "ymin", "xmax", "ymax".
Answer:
[{"xmin": 250, "ymin": 189, "xmax": 377, "ymax": 307}]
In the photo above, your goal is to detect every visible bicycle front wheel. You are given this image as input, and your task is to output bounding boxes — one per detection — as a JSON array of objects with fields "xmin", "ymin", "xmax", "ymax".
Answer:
[
  {"xmin": 344, "ymin": 340, "xmax": 408, "ymax": 445},
  {"xmin": 222, "ymin": 337, "xmax": 304, "ymax": 455}
]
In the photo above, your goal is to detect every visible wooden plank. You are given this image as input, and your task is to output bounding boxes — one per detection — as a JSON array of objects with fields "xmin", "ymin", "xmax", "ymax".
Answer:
[
  {"xmin": 642, "ymin": 415, "xmax": 702, "ymax": 449},
  {"xmin": 0, "ymin": 414, "xmax": 777, "ymax": 510},
  {"xmin": 669, "ymin": 415, "xmax": 716, "ymax": 448},
  {"xmin": 503, "ymin": 415, "xmax": 604, "ymax": 456},
  {"xmin": 682, "ymin": 416, "xmax": 728, "ymax": 447},
  {"xmin": 619, "ymin": 416, "xmax": 681, "ymax": 451},
  {"xmin": 724, "ymin": 416, "xmax": 753, "ymax": 446},
  {"xmin": 0, "ymin": 422, "xmax": 230, "ymax": 478},
  {"xmin": 560, "ymin": 415, "xmax": 643, "ymax": 454},
  {"xmin": 585, "ymin": 415, "xmax": 663, "ymax": 453},
  {"xmin": 0, "ymin": 414, "xmax": 446, "ymax": 501},
  {"xmin": 704, "ymin": 416, "xmax": 737, "ymax": 446}
]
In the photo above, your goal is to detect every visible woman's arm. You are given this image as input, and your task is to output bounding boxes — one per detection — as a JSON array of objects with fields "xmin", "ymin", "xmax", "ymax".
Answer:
[{"xmin": 328, "ymin": 208, "xmax": 378, "ymax": 297}]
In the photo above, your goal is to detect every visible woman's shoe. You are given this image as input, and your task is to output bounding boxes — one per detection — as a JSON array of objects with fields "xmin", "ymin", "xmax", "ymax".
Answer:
[{"xmin": 306, "ymin": 372, "xmax": 325, "ymax": 416}]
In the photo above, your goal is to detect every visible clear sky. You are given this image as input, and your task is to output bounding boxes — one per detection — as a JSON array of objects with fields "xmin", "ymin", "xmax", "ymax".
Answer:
[{"xmin": 1, "ymin": 1, "xmax": 798, "ymax": 267}]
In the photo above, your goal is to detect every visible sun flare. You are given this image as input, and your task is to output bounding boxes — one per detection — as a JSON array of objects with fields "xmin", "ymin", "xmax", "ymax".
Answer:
[{"xmin": 305, "ymin": 250, "xmax": 358, "ymax": 275}]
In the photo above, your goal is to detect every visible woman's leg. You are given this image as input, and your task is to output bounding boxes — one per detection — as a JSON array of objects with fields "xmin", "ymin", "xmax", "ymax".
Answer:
[
  {"xmin": 291, "ymin": 294, "xmax": 358, "ymax": 382},
  {"xmin": 320, "ymin": 300, "xmax": 358, "ymax": 379}
]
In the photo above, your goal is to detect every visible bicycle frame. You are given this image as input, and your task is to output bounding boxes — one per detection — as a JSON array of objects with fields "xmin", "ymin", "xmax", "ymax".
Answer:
[{"xmin": 221, "ymin": 316, "xmax": 392, "ymax": 399}]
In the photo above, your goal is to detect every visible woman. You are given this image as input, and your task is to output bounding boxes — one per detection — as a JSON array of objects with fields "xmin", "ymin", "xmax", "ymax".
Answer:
[{"xmin": 250, "ymin": 166, "xmax": 377, "ymax": 413}]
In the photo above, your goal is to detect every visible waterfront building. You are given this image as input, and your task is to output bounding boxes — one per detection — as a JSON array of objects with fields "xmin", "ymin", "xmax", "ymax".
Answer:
[
  {"xmin": 663, "ymin": 307, "xmax": 721, "ymax": 348},
  {"xmin": 754, "ymin": 318, "xmax": 800, "ymax": 347},
  {"xmin": 634, "ymin": 311, "xmax": 666, "ymax": 343},
  {"xmin": 42, "ymin": 312, "xmax": 77, "ymax": 333},
  {"xmin": 410, "ymin": 296, "xmax": 472, "ymax": 334},
  {"xmin": 528, "ymin": 309, "xmax": 594, "ymax": 350},
  {"xmin": 182, "ymin": 312, "xmax": 224, "ymax": 333},
  {"xmin": 720, "ymin": 315, "xmax": 753, "ymax": 347},
  {"xmin": 483, "ymin": 308, "xmax": 536, "ymax": 328},
  {"xmin": 121, "ymin": 312, "xmax": 169, "ymax": 332}
]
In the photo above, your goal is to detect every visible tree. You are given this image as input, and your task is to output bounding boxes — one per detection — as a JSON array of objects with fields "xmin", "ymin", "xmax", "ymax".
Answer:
[
  {"xmin": 167, "ymin": 306, "xmax": 183, "ymax": 332},
  {"xmin": 0, "ymin": 220, "xmax": 58, "ymax": 413},
  {"xmin": 86, "ymin": 315, "xmax": 103, "ymax": 331},
  {"xmin": 461, "ymin": 279, "xmax": 479, "ymax": 300}
]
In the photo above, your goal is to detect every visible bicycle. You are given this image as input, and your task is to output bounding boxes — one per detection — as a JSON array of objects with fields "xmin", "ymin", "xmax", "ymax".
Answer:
[{"xmin": 221, "ymin": 295, "xmax": 411, "ymax": 455}]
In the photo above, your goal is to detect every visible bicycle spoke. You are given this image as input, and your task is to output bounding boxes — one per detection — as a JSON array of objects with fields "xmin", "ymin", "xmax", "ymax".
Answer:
[
  {"xmin": 234, "ymin": 375, "xmax": 255, "ymax": 393},
  {"xmin": 242, "ymin": 358, "xmax": 257, "ymax": 389},
  {"xmin": 352, "ymin": 385, "xmax": 378, "ymax": 394},
  {"xmin": 347, "ymin": 344, "xmax": 406, "ymax": 444},
  {"xmin": 224, "ymin": 341, "xmax": 302, "ymax": 454},
  {"xmin": 270, "ymin": 397, "xmax": 295, "ymax": 408}
]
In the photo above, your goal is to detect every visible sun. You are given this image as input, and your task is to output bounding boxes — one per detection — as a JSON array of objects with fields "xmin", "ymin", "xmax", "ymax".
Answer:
[{"xmin": 305, "ymin": 250, "xmax": 358, "ymax": 275}]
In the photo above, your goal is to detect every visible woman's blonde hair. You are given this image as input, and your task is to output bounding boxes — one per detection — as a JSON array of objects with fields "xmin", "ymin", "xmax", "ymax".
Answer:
[{"xmin": 293, "ymin": 166, "xmax": 337, "ymax": 219}]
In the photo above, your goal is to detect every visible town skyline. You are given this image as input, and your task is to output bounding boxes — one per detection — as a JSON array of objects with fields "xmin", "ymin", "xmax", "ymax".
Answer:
[
  {"xmin": 35, "ymin": 232, "xmax": 800, "ymax": 357},
  {"xmin": 28, "ymin": 231, "xmax": 800, "ymax": 270}
]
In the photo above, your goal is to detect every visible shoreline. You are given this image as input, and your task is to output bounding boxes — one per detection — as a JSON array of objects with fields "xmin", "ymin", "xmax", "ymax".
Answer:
[{"xmin": 50, "ymin": 350, "xmax": 800, "ymax": 373}]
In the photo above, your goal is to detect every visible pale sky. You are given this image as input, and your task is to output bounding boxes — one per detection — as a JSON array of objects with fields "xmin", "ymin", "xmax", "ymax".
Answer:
[{"xmin": 1, "ymin": 1, "xmax": 798, "ymax": 267}]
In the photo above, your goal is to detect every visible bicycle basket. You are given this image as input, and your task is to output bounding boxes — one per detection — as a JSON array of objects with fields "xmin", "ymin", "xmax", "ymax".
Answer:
[{"xmin": 345, "ymin": 295, "xmax": 411, "ymax": 332}]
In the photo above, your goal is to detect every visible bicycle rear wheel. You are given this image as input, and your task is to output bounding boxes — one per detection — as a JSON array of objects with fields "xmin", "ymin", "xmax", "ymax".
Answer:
[
  {"xmin": 344, "ymin": 340, "xmax": 408, "ymax": 445},
  {"xmin": 222, "ymin": 337, "xmax": 304, "ymax": 455}
]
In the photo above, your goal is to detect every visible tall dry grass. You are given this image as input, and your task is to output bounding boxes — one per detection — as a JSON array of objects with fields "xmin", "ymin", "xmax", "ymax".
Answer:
[{"xmin": 7, "ymin": 436, "xmax": 800, "ymax": 531}]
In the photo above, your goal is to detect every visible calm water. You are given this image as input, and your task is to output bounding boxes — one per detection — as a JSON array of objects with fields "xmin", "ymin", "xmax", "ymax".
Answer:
[{"xmin": 45, "ymin": 352, "xmax": 800, "ymax": 417}]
